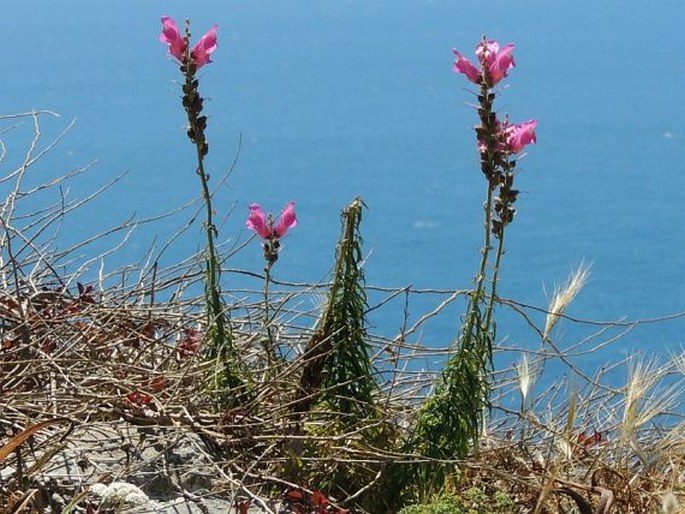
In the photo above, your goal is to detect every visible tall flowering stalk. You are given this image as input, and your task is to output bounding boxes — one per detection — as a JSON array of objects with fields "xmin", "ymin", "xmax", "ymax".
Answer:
[
  {"xmin": 246, "ymin": 202, "xmax": 298, "ymax": 370},
  {"xmin": 410, "ymin": 37, "xmax": 537, "ymax": 483},
  {"xmin": 160, "ymin": 16, "xmax": 244, "ymax": 400}
]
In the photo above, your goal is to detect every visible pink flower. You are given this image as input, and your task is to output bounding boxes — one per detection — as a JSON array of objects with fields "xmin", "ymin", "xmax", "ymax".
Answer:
[
  {"xmin": 246, "ymin": 204, "xmax": 271, "ymax": 238},
  {"xmin": 273, "ymin": 202, "xmax": 297, "ymax": 237},
  {"xmin": 453, "ymin": 40, "xmax": 515, "ymax": 86},
  {"xmin": 246, "ymin": 202, "xmax": 298, "ymax": 239},
  {"xmin": 477, "ymin": 119, "xmax": 538, "ymax": 154},
  {"xmin": 160, "ymin": 16, "xmax": 218, "ymax": 69},
  {"xmin": 453, "ymin": 52, "xmax": 481, "ymax": 83},
  {"xmin": 504, "ymin": 119, "xmax": 538, "ymax": 153},
  {"xmin": 191, "ymin": 25, "xmax": 218, "ymax": 68},
  {"xmin": 160, "ymin": 16, "xmax": 186, "ymax": 62}
]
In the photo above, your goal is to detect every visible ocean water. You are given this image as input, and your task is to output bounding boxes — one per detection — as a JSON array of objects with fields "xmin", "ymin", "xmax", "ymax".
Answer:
[{"xmin": 1, "ymin": 1, "xmax": 684, "ymax": 384}]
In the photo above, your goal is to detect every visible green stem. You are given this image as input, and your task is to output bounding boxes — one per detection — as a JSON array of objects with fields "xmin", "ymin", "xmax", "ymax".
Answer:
[
  {"xmin": 466, "ymin": 80, "xmax": 497, "ymax": 339},
  {"xmin": 194, "ymin": 127, "xmax": 226, "ymax": 345},
  {"xmin": 462, "ymin": 182, "xmax": 495, "ymax": 346},
  {"xmin": 179, "ymin": 63, "xmax": 227, "ymax": 351},
  {"xmin": 263, "ymin": 261, "xmax": 275, "ymax": 370},
  {"xmin": 484, "ymin": 222, "xmax": 505, "ymax": 341},
  {"xmin": 476, "ymin": 184, "xmax": 495, "ymax": 299},
  {"xmin": 484, "ymin": 158, "xmax": 515, "ymax": 333}
]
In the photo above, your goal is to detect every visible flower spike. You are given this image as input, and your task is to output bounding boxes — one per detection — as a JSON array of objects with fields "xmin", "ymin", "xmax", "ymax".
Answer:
[
  {"xmin": 246, "ymin": 202, "xmax": 298, "ymax": 265},
  {"xmin": 160, "ymin": 16, "xmax": 218, "ymax": 69},
  {"xmin": 246, "ymin": 202, "xmax": 298, "ymax": 240},
  {"xmin": 453, "ymin": 39, "xmax": 515, "ymax": 86}
]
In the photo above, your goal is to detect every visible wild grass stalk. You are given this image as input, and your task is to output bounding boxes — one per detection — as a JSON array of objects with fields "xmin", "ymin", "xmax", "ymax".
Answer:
[
  {"xmin": 619, "ymin": 357, "xmax": 681, "ymax": 472},
  {"xmin": 516, "ymin": 353, "xmax": 538, "ymax": 415},
  {"xmin": 543, "ymin": 262, "xmax": 591, "ymax": 341}
]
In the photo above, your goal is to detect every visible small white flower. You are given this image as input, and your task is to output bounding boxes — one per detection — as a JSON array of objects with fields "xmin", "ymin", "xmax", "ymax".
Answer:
[{"xmin": 91, "ymin": 482, "xmax": 154, "ymax": 507}]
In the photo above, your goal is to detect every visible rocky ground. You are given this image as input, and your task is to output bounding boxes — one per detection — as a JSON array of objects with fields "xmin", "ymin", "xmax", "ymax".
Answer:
[{"xmin": 2, "ymin": 421, "xmax": 273, "ymax": 513}]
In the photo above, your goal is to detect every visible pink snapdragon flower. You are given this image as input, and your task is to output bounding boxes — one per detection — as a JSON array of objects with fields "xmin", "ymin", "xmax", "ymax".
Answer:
[
  {"xmin": 159, "ymin": 16, "xmax": 218, "ymax": 69},
  {"xmin": 477, "ymin": 119, "xmax": 538, "ymax": 154},
  {"xmin": 504, "ymin": 119, "xmax": 537, "ymax": 153},
  {"xmin": 246, "ymin": 202, "xmax": 298, "ymax": 240},
  {"xmin": 453, "ymin": 40, "xmax": 515, "ymax": 86},
  {"xmin": 191, "ymin": 25, "xmax": 218, "ymax": 68},
  {"xmin": 160, "ymin": 16, "xmax": 186, "ymax": 61}
]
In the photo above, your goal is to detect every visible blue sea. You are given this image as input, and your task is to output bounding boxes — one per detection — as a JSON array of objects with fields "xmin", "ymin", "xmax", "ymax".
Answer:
[{"xmin": 1, "ymin": 1, "xmax": 684, "ymax": 386}]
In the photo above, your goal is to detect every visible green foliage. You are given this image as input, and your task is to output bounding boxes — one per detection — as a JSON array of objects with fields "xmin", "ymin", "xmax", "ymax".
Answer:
[
  {"xmin": 204, "ymin": 315, "xmax": 252, "ymax": 408},
  {"xmin": 398, "ymin": 494, "xmax": 462, "ymax": 514},
  {"xmin": 301, "ymin": 421, "xmax": 399, "ymax": 512},
  {"xmin": 289, "ymin": 197, "xmax": 397, "ymax": 511},
  {"xmin": 317, "ymin": 197, "xmax": 376, "ymax": 420},
  {"xmin": 294, "ymin": 197, "xmax": 377, "ymax": 421},
  {"xmin": 398, "ymin": 488, "xmax": 515, "ymax": 514},
  {"xmin": 406, "ymin": 289, "xmax": 495, "ymax": 494}
]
